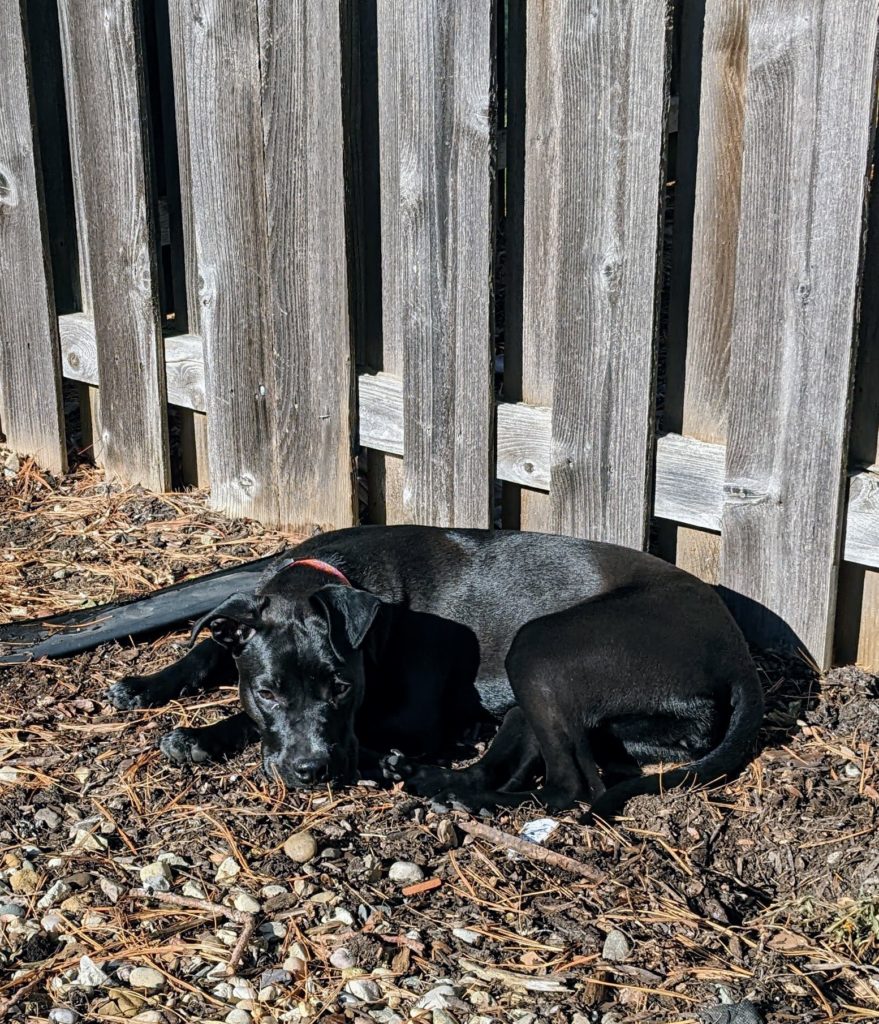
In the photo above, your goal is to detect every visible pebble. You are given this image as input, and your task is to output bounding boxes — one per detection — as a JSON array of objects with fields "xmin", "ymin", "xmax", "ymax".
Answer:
[
  {"xmin": 215, "ymin": 857, "xmax": 241, "ymax": 884},
  {"xmin": 132, "ymin": 1014, "xmax": 163, "ymax": 1024},
  {"xmin": 41, "ymin": 912, "xmax": 66, "ymax": 935},
  {"xmin": 48, "ymin": 1010, "xmax": 78, "ymax": 1024},
  {"xmin": 388, "ymin": 861, "xmax": 424, "ymax": 886},
  {"xmin": 139, "ymin": 862, "xmax": 172, "ymax": 892},
  {"xmin": 451, "ymin": 927, "xmax": 482, "ymax": 945},
  {"xmin": 261, "ymin": 884, "xmax": 288, "ymax": 898},
  {"xmin": 330, "ymin": 947, "xmax": 357, "ymax": 970},
  {"xmin": 0, "ymin": 902, "xmax": 25, "ymax": 919},
  {"xmin": 216, "ymin": 927, "xmax": 239, "ymax": 946},
  {"xmin": 283, "ymin": 831, "xmax": 318, "ymax": 864},
  {"xmin": 344, "ymin": 978, "xmax": 383, "ymax": 1003},
  {"xmin": 35, "ymin": 808, "xmax": 61, "ymax": 829},
  {"xmin": 282, "ymin": 955, "xmax": 307, "ymax": 976},
  {"xmin": 182, "ymin": 880, "xmax": 206, "ymax": 899},
  {"xmin": 225, "ymin": 1011, "xmax": 252, "ymax": 1024},
  {"xmin": 9, "ymin": 867, "xmax": 39, "ymax": 895},
  {"xmin": 99, "ymin": 877, "xmax": 123, "ymax": 903},
  {"xmin": 38, "ymin": 880, "xmax": 72, "ymax": 910},
  {"xmin": 1, "ymin": 452, "xmax": 18, "ymax": 479},
  {"xmin": 212, "ymin": 982, "xmax": 234, "ymax": 999},
  {"xmin": 260, "ymin": 969, "xmax": 293, "ymax": 989},
  {"xmin": 74, "ymin": 955, "xmax": 110, "ymax": 989},
  {"xmin": 333, "ymin": 906, "xmax": 355, "ymax": 926},
  {"xmin": 233, "ymin": 892, "xmax": 261, "ymax": 914},
  {"xmin": 129, "ymin": 967, "xmax": 165, "ymax": 992},
  {"xmin": 602, "ymin": 928, "xmax": 632, "ymax": 963},
  {"xmin": 69, "ymin": 829, "xmax": 109, "ymax": 853},
  {"xmin": 233, "ymin": 982, "xmax": 257, "ymax": 1001}
]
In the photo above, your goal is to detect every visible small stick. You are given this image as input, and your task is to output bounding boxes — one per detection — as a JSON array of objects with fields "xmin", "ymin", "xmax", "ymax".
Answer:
[
  {"xmin": 131, "ymin": 888, "xmax": 256, "ymax": 975},
  {"xmin": 457, "ymin": 819, "xmax": 605, "ymax": 882}
]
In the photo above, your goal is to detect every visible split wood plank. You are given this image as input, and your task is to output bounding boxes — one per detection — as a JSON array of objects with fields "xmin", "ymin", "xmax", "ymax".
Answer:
[
  {"xmin": 0, "ymin": 0, "xmax": 66, "ymax": 473},
  {"xmin": 258, "ymin": 0, "xmax": 356, "ymax": 531},
  {"xmin": 721, "ymin": 0, "xmax": 879, "ymax": 668},
  {"xmin": 376, "ymin": 0, "xmax": 495, "ymax": 528},
  {"xmin": 675, "ymin": 0, "xmax": 748, "ymax": 582},
  {"xmin": 170, "ymin": 0, "xmax": 276, "ymax": 521},
  {"xmin": 57, "ymin": 0, "xmax": 169, "ymax": 491},
  {"xmin": 520, "ymin": 0, "xmax": 670, "ymax": 546}
]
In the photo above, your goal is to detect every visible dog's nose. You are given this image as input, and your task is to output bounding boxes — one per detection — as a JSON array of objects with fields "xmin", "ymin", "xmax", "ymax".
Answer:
[{"xmin": 292, "ymin": 758, "xmax": 328, "ymax": 784}]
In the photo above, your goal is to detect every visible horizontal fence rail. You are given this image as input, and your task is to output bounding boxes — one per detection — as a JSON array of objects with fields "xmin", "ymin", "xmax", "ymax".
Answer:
[{"xmin": 2, "ymin": 0, "xmax": 879, "ymax": 671}]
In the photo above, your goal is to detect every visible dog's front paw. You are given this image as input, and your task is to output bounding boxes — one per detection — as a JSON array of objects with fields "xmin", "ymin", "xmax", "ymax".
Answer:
[
  {"xmin": 159, "ymin": 728, "xmax": 211, "ymax": 765},
  {"xmin": 404, "ymin": 765, "xmax": 458, "ymax": 798},
  {"xmin": 106, "ymin": 676, "xmax": 153, "ymax": 710}
]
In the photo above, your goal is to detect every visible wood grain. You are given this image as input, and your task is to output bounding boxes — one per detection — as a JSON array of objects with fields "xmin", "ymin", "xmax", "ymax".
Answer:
[
  {"xmin": 0, "ymin": 0, "xmax": 66, "ymax": 473},
  {"xmin": 376, "ymin": 0, "xmax": 495, "ymax": 528},
  {"xmin": 721, "ymin": 0, "xmax": 879, "ymax": 668},
  {"xmin": 675, "ymin": 0, "xmax": 747, "ymax": 582},
  {"xmin": 520, "ymin": 0, "xmax": 670, "ymax": 546},
  {"xmin": 171, "ymin": 0, "xmax": 277, "ymax": 521},
  {"xmin": 258, "ymin": 0, "xmax": 356, "ymax": 531},
  {"xmin": 58, "ymin": 0, "xmax": 169, "ymax": 491}
]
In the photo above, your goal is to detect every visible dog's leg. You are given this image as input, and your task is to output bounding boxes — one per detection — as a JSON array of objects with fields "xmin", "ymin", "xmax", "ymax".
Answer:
[
  {"xmin": 160, "ymin": 712, "xmax": 259, "ymax": 765},
  {"xmin": 400, "ymin": 707, "xmax": 543, "ymax": 801},
  {"xmin": 107, "ymin": 639, "xmax": 234, "ymax": 710}
]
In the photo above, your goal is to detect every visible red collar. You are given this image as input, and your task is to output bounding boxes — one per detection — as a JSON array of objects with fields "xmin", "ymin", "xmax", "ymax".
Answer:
[{"xmin": 287, "ymin": 558, "xmax": 351, "ymax": 588}]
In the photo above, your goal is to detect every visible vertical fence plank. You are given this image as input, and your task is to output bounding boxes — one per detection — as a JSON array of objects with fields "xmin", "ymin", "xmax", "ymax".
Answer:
[
  {"xmin": 259, "ymin": 0, "xmax": 356, "ymax": 530},
  {"xmin": 520, "ymin": 0, "xmax": 670, "ymax": 546},
  {"xmin": 377, "ymin": 0, "xmax": 495, "ymax": 528},
  {"xmin": 171, "ymin": 0, "xmax": 276, "ymax": 522},
  {"xmin": 0, "ymin": 0, "xmax": 67, "ymax": 474},
  {"xmin": 58, "ymin": 0, "xmax": 170, "ymax": 491},
  {"xmin": 722, "ymin": 0, "xmax": 879, "ymax": 668},
  {"xmin": 675, "ymin": 0, "xmax": 747, "ymax": 580}
]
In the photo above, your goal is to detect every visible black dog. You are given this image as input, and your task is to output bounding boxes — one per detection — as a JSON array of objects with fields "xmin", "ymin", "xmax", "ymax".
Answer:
[{"xmin": 107, "ymin": 525, "xmax": 763, "ymax": 816}]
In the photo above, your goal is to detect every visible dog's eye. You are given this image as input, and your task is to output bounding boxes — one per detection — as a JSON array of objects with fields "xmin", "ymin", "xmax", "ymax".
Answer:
[
  {"xmin": 256, "ymin": 687, "xmax": 278, "ymax": 703},
  {"xmin": 334, "ymin": 680, "xmax": 352, "ymax": 699}
]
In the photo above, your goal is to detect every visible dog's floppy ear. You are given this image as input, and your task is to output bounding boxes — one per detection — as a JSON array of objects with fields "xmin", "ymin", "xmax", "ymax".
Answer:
[
  {"xmin": 310, "ymin": 585, "xmax": 382, "ymax": 658},
  {"xmin": 190, "ymin": 593, "xmax": 266, "ymax": 655}
]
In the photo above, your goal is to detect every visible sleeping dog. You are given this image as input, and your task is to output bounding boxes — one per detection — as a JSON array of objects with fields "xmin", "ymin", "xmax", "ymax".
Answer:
[{"xmin": 107, "ymin": 525, "xmax": 764, "ymax": 816}]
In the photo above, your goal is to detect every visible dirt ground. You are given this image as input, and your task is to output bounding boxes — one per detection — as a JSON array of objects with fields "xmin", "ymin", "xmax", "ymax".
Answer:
[{"xmin": 0, "ymin": 453, "xmax": 877, "ymax": 1024}]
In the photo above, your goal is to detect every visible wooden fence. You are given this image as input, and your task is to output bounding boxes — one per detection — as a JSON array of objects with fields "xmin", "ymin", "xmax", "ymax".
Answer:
[{"xmin": 1, "ymin": 0, "xmax": 878, "ymax": 672}]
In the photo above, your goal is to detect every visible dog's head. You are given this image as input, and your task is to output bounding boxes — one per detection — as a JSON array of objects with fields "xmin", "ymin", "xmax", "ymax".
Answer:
[{"xmin": 193, "ymin": 585, "xmax": 382, "ymax": 787}]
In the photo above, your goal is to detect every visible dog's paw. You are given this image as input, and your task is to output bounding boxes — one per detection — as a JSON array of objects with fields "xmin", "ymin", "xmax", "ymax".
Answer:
[
  {"xmin": 404, "ymin": 765, "xmax": 457, "ymax": 798},
  {"xmin": 106, "ymin": 676, "xmax": 153, "ymax": 710},
  {"xmin": 159, "ymin": 728, "xmax": 212, "ymax": 765}
]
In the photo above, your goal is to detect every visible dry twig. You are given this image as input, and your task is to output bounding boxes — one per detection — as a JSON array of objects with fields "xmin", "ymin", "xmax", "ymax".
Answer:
[{"xmin": 457, "ymin": 818, "xmax": 605, "ymax": 881}]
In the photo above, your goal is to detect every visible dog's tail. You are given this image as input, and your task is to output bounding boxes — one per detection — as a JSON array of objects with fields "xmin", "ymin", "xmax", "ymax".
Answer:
[
  {"xmin": 590, "ymin": 667, "xmax": 765, "ymax": 821},
  {"xmin": 0, "ymin": 553, "xmax": 287, "ymax": 666}
]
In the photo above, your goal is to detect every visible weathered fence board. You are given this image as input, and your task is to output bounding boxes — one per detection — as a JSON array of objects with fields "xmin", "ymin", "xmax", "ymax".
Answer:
[
  {"xmin": 171, "ymin": 0, "xmax": 276, "ymax": 521},
  {"xmin": 0, "ymin": 0, "xmax": 66, "ymax": 474},
  {"xmin": 721, "ymin": 0, "xmax": 879, "ymax": 668},
  {"xmin": 521, "ymin": 0, "xmax": 670, "ymax": 545},
  {"xmin": 258, "ymin": 0, "xmax": 356, "ymax": 531},
  {"xmin": 674, "ymin": 0, "xmax": 747, "ymax": 582},
  {"xmin": 58, "ymin": 0, "xmax": 169, "ymax": 491},
  {"xmin": 376, "ymin": 0, "xmax": 495, "ymax": 528}
]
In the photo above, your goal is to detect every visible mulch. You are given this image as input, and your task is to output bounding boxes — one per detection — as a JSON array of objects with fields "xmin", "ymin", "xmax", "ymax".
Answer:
[{"xmin": 0, "ymin": 451, "xmax": 877, "ymax": 1024}]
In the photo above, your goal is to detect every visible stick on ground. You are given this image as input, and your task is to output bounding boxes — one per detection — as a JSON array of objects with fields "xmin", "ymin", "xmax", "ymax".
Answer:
[{"xmin": 457, "ymin": 818, "xmax": 605, "ymax": 882}]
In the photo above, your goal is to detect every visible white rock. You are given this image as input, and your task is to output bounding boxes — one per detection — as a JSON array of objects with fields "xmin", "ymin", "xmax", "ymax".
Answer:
[
  {"xmin": 216, "ymin": 927, "xmax": 239, "ymax": 946},
  {"xmin": 333, "ymin": 906, "xmax": 355, "ymax": 926},
  {"xmin": 215, "ymin": 857, "xmax": 240, "ymax": 885},
  {"xmin": 132, "ymin": 1013, "xmax": 164, "ymax": 1023},
  {"xmin": 99, "ymin": 877, "xmax": 122, "ymax": 903},
  {"xmin": 35, "ymin": 808, "xmax": 61, "ymax": 829},
  {"xmin": 157, "ymin": 852, "xmax": 189, "ymax": 867},
  {"xmin": 344, "ymin": 978, "xmax": 383, "ymax": 1003},
  {"xmin": 73, "ymin": 955, "xmax": 110, "ymax": 989},
  {"xmin": 212, "ymin": 982, "xmax": 234, "ymax": 999},
  {"xmin": 415, "ymin": 985, "xmax": 467, "ymax": 1012},
  {"xmin": 139, "ymin": 862, "xmax": 172, "ymax": 892},
  {"xmin": 129, "ymin": 967, "xmax": 165, "ymax": 991},
  {"xmin": 0, "ymin": 902, "xmax": 24, "ymax": 919},
  {"xmin": 38, "ymin": 880, "xmax": 72, "ymax": 910},
  {"xmin": 48, "ymin": 1009, "xmax": 78, "ymax": 1024},
  {"xmin": 232, "ymin": 982, "xmax": 257, "ymax": 1001},
  {"xmin": 233, "ymin": 892, "xmax": 261, "ymax": 914},
  {"xmin": 388, "ymin": 861, "xmax": 424, "ymax": 886},
  {"xmin": 0, "ymin": 766, "xmax": 19, "ymax": 784},
  {"xmin": 225, "ymin": 1010, "xmax": 252, "ymax": 1024},
  {"xmin": 451, "ymin": 927, "xmax": 482, "ymax": 945},
  {"xmin": 69, "ymin": 829, "xmax": 108, "ymax": 853},
  {"xmin": 330, "ymin": 947, "xmax": 356, "ymax": 970},
  {"xmin": 261, "ymin": 884, "xmax": 288, "ymax": 898},
  {"xmin": 602, "ymin": 928, "xmax": 631, "ymax": 963},
  {"xmin": 182, "ymin": 880, "xmax": 206, "ymax": 899},
  {"xmin": 41, "ymin": 912, "xmax": 66, "ymax": 935}
]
